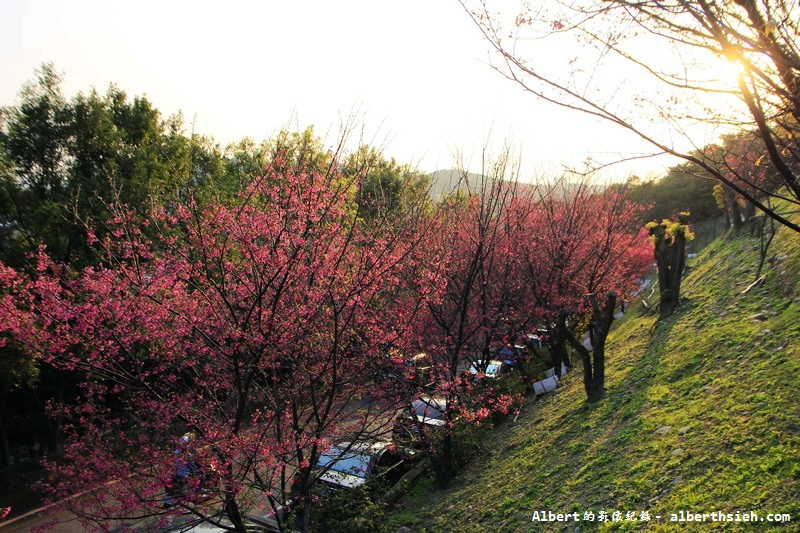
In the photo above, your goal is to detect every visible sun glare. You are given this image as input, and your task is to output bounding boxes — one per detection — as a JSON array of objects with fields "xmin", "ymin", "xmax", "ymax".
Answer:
[{"xmin": 708, "ymin": 56, "xmax": 746, "ymax": 88}]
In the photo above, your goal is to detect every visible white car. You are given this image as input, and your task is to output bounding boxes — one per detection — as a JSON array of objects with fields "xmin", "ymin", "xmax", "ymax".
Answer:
[
  {"xmin": 392, "ymin": 396, "xmax": 448, "ymax": 445},
  {"xmin": 313, "ymin": 440, "xmax": 410, "ymax": 490},
  {"xmin": 468, "ymin": 360, "xmax": 504, "ymax": 380}
]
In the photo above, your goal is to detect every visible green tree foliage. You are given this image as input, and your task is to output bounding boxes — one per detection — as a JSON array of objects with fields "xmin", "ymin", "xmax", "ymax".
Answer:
[
  {"xmin": 0, "ymin": 64, "xmax": 215, "ymax": 268},
  {"xmin": 69, "ymin": 88, "xmax": 193, "ymax": 220},
  {"xmin": 219, "ymin": 137, "xmax": 270, "ymax": 197},
  {"xmin": 180, "ymin": 133, "xmax": 225, "ymax": 204},
  {"xmin": 628, "ymin": 127, "xmax": 787, "ymax": 232},
  {"xmin": 0, "ymin": 64, "xmax": 73, "ymax": 266},
  {"xmin": 626, "ymin": 164, "xmax": 723, "ymax": 225},
  {"xmin": 216, "ymin": 128, "xmax": 337, "ymax": 203},
  {"xmin": 269, "ymin": 126, "xmax": 333, "ymax": 173},
  {"xmin": 346, "ymin": 145, "xmax": 431, "ymax": 221}
]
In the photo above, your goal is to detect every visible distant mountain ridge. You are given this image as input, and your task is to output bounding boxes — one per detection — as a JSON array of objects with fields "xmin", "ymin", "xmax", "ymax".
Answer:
[{"xmin": 427, "ymin": 168, "xmax": 486, "ymax": 201}]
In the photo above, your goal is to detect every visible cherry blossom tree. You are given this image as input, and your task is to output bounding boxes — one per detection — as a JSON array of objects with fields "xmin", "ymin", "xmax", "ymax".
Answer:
[
  {"xmin": 405, "ymin": 154, "xmax": 529, "ymax": 488},
  {"xmin": 0, "ymin": 155, "xmax": 435, "ymax": 532}
]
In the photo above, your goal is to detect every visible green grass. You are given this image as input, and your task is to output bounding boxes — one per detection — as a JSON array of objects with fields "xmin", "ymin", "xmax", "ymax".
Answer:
[{"xmin": 383, "ymin": 215, "xmax": 800, "ymax": 532}]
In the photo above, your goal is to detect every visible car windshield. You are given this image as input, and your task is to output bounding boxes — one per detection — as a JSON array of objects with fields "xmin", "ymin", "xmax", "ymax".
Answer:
[
  {"xmin": 317, "ymin": 447, "xmax": 372, "ymax": 478},
  {"xmin": 412, "ymin": 399, "xmax": 445, "ymax": 420},
  {"xmin": 470, "ymin": 361, "xmax": 502, "ymax": 376},
  {"xmin": 486, "ymin": 361, "xmax": 502, "ymax": 376}
]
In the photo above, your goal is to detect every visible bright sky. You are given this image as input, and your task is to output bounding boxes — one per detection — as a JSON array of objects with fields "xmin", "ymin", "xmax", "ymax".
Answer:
[{"xmin": 0, "ymin": 0, "xmax": 678, "ymax": 180}]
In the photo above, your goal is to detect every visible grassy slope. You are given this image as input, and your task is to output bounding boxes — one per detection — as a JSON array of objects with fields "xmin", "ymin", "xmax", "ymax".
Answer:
[{"xmin": 387, "ymin": 219, "xmax": 800, "ymax": 532}]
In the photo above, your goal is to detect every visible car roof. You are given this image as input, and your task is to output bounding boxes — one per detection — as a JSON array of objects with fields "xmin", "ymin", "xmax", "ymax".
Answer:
[
  {"xmin": 413, "ymin": 396, "xmax": 445, "ymax": 407},
  {"xmin": 470, "ymin": 359, "xmax": 503, "ymax": 366},
  {"xmin": 329, "ymin": 440, "xmax": 391, "ymax": 455}
]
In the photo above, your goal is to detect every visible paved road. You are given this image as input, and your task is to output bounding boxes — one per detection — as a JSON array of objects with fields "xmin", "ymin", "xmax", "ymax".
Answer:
[
  {"xmin": 1, "ymin": 507, "xmax": 83, "ymax": 532},
  {"xmin": 0, "ymin": 506, "xmax": 142, "ymax": 532}
]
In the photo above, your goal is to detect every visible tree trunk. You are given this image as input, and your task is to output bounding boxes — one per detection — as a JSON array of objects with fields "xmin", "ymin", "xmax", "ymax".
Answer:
[
  {"xmin": 724, "ymin": 185, "xmax": 743, "ymax": 230},
  {"xmin": 430, "ymin": 358, "xmax": 459, "ymax": 489},
  {"xmin": 557, "ymin": 292, "xmax": 616, "ymax": 402},
  {"xmin": 439, "ymin": 431, "xmax": 453, "ymax": 489},
  {"xmin": 550, "ymin": 328, "xmax": 568, "ymax": 379},
  {"xmin": 743, "ymin": 200, "xmax": 756, "ymax": 226},
  {"xmin": 46, "ymin": 371, "xmax": 64, "ymax": 455},
  {"xmin": 0, "ymin": 387, "xmax": 9, "ymax": 466},
  {"xmin": 649, "ymin": 216, "xmax": 689, "ymax": 319},
  {"xmin": 224, "ymin": 493, "xmax": 247, "ymax": 532}
]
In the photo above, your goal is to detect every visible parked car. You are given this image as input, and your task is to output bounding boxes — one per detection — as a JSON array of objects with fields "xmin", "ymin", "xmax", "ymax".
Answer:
[
  {"xmin": 521, "ymin": 328, "xmax": 553, "ymax": 350},
  {"xmin": 375, "ymin": 352, "xmax": 435, "ymax": 389},
  {"xmin": 490, "ymin": 343, "xmax": 529, "ymax": 367},
  {"xmin": 525, "ymin": 333, "xmax": 544, "ymax": 349},
  {"xmin": 468, "ymin": 359, "xmax": 505, "ymax": 380},
  {"xmin": 310, "ymin": 440, "xmax": 413, "ymax": 492},
  {"xmin": 402, "ymin": 352, "xmax": 435, "ymax": 388},
  {"xmin": 392, "ymin": 396, "xmax": 448, "ymax": 444}
]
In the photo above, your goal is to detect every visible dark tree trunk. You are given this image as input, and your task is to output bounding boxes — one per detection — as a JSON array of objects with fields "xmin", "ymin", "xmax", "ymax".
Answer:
[
  {"xmin": 439, "ymin": 431, "xmax": 453, "ymax": 489},
  {"xmin": 743, "ymin": 200, "xmax": 756, "ymax": 226},
  {"xmin": 224, "ymin": 492, "xmax": 247, "ymax": 532},
  {"xmin": 724, "ymin": 185, "xmax": 744, "ymax": 230},
  {"xmin": 46, "ymin": 372, "xmax": 64, "ymax": 455},
  {"xmin": 550, "ymin": 327, "xmax": 568, "ymax": 379},
  {"xmin": 649, "ymin": 215, "xmax": 689, "ymax": 319},
  {"xmin": 0, "ymin": 387, "xmax": 9, "ymax": 466},
  {"xmin": 755, "ymin": 215, "xmax": 776, "ymax": 279},
  {"xmin": 31, "ymin": 364, "xmax": 67, "ymax": 457},
  {"xmin": 557, "ymin": 292, "xmax": 617, "ymax": 402},
  {"xmin": 430, "ymin": 356, "xmax": 459, "ymax": 488}
]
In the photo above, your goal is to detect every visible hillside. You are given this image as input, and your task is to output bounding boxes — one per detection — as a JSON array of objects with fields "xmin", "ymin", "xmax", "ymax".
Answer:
[
  {"xmin": 385, "ymin": 217, "xmax": 800, "ymax": 532},
  {"xmin": 428, "ymin": 169, "xmax": 485, "ymax": 201}
]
